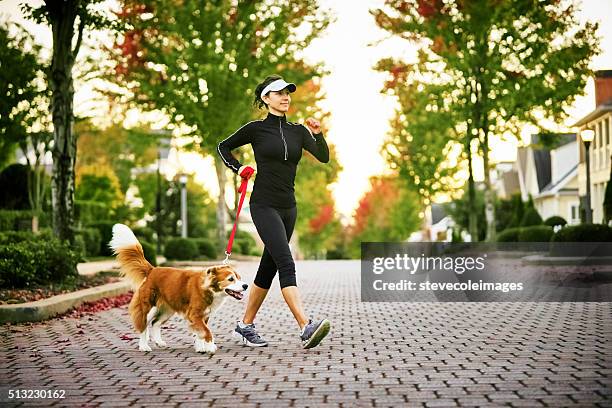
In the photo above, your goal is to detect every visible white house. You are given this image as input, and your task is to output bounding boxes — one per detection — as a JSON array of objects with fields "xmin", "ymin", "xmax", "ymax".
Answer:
[
  {"xmin": 573, "ymin": 70, "xmax": 612, "ymax": 224},
  {"xmin": 514, "ymin": 134, "xmax": 580, "ymax": 224}
]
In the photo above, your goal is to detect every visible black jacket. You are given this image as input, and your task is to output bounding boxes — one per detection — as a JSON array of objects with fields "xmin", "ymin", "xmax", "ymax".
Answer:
[{"xmin": 217, "ymin": 112, "xmax": 329, "ymax": 208}]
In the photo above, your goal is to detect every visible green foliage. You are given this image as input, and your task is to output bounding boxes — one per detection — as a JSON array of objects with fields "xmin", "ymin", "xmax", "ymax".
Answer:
[
  {"xmin": 135, "ymin": 174, "xmax": 217, "ymax": 243},
  {"xmin": 520, "ymin": 207, "xmax": 543, "ymax": 227},
  {"xmin": 192, "ymin": 238, "xmax": 217, "ymax": 260},
  {"xmin": 75, "ymin": 200, "xmax": 110, "ymax": 225},
  {"xmin": 227, "ymin": 230, "xmax": 257, "ymax": 256},
  {"xmin": 0, "ymin": 210, "xmax": 50, "ymax": 232},
  {"xmin": 133, "ymin": 227, "xmax": 155, "ymax": 244},
  {"xmin": 372, "ymin": 0, "xmax": 600, "ymax": 241},
  {"xmin": 0, "ymin": 238, "xmax": 80, "ymax": 288},
  {"xmin": 0, "ymin": 21, "xmax": 46, "ymax": 170},
  {"xmin": 75, "ymin": 227, "xmax": 102, "ymax": 257},
  {"xmin": 140, "ymin": 241, "xmax": 157, "ymax": 267},
  {"xmin": 76, "ymin": 166, "xmax": 124, "ymax": 212},
  {"xmin": 552, "ymin": 224, "xmax": 612, "ymax": 243},
  {"xmin": 496, "ymin": 227, "xmax": 522, "ymax": 243},
  {"xmin": 109, "ymin": 1, "xmax": 332, "ymax": 155},
  {"xmin": 496, "ymin": 194, "xmax": 524, "ymax": 231},
  {"xmin": 348, "ymin": 176, "xmax": 421, "ymax": 257},
  {"xmin": 445, "ymin": 186, "xmax": 486, "ymax": 241},
  {"xmin": 163, "ymin": 238, "xmax": 199, "ymax": 261},
  {"xmin": 87, "ymin": 222, "xmax": 116, "ymax": 256},
  {"xmin": 518, "ymin": 226, "xmax": 554, "ymax": 242},
  {"xmin": 544, "ymin": 216, "xmax": 567, "ymax": 228}
]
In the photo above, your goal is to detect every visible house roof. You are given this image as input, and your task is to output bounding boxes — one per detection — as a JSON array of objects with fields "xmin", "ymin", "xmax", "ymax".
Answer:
[
  {"xmin": 532, "ymin": 149, "xmax": 551, "ymax": 192},
  {"xmin": 431, "ymin": 203, "xmax": 447, "ymax": 225},
  {"xmin": 538, "ymin": 163, "xmax": 578, "ymax": 197}
]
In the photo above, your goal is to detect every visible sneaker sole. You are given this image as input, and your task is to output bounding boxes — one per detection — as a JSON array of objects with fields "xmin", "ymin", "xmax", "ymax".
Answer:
[
  {"xmin": 232, "ymin": 330, "xmax": 268, "ymax": 347},
  {"xmin": 303, "ymin": 319, "xmax": 330, "ymax": 349}
]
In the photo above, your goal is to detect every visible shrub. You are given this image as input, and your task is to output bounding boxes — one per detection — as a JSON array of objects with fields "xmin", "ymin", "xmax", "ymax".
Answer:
[
  {"xmin": 520, "ymin": 207, "xmax": 543, "ymax": 227},
  {"xmin": 543, "ymin": 216, "xmax": 567, "ymax": 228},
  {"xmin": 551, "ymin": 224, "xmax": 612, "ymax": 243},
  {"xmin": 518, "ymin": 225, "xmax": 554, "ymax": 242},
  {"xmin": 496, "ymin": 227, "xmax": 522, "ymax": 243},
  {"xmin": 164, "ymin": 237, "xmax": 199, "ymax": 260},
  {"xmin": 0, "ymin": 239, "xmax": 80, "ymax": 288},
  {"xmin": 227, "ymin": 230, "xmax": 257, "ymax": 255},
  {"xmin": 140, "ymin": 240, "xmax": 157, "ymax": 267},
  {"xmin": 75, "ymin": 227, "xmax": 102, "ymax": 257},
  {"xmin": 192, "ymin": 238, "xmax": 217, "ymax": 259},
  {"xmin": 87, "ymin": 221, "xmax": 116, "ymax": 256}
]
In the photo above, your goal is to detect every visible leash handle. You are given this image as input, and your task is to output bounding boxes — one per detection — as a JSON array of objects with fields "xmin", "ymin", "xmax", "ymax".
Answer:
[{"xmin": 225, "ymin": 177, "xmax": 249, "ymax": 262}]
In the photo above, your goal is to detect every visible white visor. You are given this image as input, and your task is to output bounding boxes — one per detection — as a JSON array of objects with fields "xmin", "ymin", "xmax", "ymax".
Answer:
[{"xmin": 260, "ymin": 79, "xmax": 297, "ymax": 99}]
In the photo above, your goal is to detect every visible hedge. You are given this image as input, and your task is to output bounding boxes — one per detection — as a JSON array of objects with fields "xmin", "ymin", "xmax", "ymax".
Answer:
[
  {"xmin": 518, "ymin": 225, "xmax": 554, "ymax": 242},
  {"xmin": 164, "ymin": 238, "xmax": 199, "ymax": 260},
  {"xmin": 75, "ymin": 227, "xmax": 102, "ymax": 257},
  {"xmin": 192, "ymin": 238, "xmax": 217, "ymax": 259},
  {"xmin": 551, "ymin": 224, "xmax": 612, "ymax": 242},
  {"xmin": 0, "ymin": 210, "xmax": 50, "ymax": 232},
  {"xmin": 496, "ymin": 227, "xmax": 522, "ymax": 243},
  {"xmin": 0, "ymin": 239, "xmax": 80, "ymax": 288}
]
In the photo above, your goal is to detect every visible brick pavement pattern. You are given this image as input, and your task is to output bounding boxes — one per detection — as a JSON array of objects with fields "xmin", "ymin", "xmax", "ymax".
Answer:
[{"xmin": 1, "ymin": 260, "xmax": 611, "ymax": 407}]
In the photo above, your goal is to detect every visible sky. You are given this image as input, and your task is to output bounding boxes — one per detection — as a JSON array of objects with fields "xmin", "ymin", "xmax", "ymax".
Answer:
[{"xmin": 2, "ymin": 0, "xmax": 612, "ymax": 219}]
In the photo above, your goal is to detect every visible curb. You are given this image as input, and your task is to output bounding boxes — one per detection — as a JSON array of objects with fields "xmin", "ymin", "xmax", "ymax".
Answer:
[{"xmin": 0, "ymin": 281, "xmax": 131, "ymax": 324}]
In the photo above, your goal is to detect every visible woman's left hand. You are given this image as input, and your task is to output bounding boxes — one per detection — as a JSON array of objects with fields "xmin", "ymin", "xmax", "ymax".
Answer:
[{"xmin": 305, "ymin": 117, "xmax": 321, "ymax": 134}]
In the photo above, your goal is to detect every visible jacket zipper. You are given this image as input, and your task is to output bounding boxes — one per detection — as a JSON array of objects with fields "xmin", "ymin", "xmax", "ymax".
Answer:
[{"xmin": 279, "ymin": 117, "xmax": 288, "ymax": 161}]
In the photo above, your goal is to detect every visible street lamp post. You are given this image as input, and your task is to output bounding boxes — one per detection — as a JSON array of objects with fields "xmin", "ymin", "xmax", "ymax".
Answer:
[
  {"xmin": 581, "ymin": 129, "xmax": 595, "ymax": 224},
  {"xmin": 179, "ymin": 174, "xmax": 188, "ymax": 238},
  {"xmin": 155, "ymin": 136, "xmax": 170, "ymax": 252}
]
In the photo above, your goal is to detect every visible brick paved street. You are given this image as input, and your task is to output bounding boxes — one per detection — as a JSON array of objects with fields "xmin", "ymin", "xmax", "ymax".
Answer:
[{"xmin": 1, "ymin": 260, "xmax": 611, "ymax": 407}]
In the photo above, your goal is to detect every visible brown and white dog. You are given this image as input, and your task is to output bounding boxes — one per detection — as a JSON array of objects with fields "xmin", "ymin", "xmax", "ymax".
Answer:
[{"xmin": 109, "ymin": 224, "xmax": 247, "ymax": 354}]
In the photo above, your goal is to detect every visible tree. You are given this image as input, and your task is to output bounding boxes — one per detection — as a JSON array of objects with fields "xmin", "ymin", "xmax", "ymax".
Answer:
[
  {"xmin": 376, "ymin": 60, "xmax": 465, "ymax": 212},
  {"xmin": 348, "ymin": 175, "xmax": 421, "ymax": 258},
  {"xmin": 21, "ymin": 0, "xmax": 122, "ymax": 242},
  {"xmin": 0, "ymin": 21, "xmax": 53, "ymax": 231},
  {"xmin": 372, "ymin": 0, "xmax": 600, "ymax": 241},
  {"xmin": 108, "ymin": 0, "xmax": 332, "ymax": 249}
]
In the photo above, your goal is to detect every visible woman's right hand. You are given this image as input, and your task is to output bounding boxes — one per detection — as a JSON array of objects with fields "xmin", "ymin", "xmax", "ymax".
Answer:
[{"xmin": 238, "ymin": 165, "xmax": 256, "ymax": 180}]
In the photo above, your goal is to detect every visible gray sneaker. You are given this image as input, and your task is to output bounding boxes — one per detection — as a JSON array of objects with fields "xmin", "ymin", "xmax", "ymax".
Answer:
[
  {"xmin": 233, "ymin": 323, "xmax": 268, "ymax": 347},
  {"xmin": 300, "ymin": 318, "xmax": 330, "ymax": 349}
]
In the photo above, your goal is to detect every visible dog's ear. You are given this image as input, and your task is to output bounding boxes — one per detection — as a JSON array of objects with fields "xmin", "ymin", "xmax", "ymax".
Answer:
[{"xmin": 207, "ymin": 266, "xmax": 216, "ymax": 275}]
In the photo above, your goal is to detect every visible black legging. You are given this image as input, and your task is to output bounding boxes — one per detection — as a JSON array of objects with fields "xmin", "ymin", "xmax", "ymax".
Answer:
[{"xmin": 249, "ymin": 203, "xmax": 297, "ymax": 289}]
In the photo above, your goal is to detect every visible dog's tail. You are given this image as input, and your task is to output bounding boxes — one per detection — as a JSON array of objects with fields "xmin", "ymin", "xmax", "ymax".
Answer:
[{"xmin": 109, "ymin": 223, "xmax": 153, "ymax": 289}]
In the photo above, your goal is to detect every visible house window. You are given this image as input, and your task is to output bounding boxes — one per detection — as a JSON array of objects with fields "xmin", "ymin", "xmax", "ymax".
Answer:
[{"xmin": 570, "ymin": 204, "xmax": 580, "ymax": 224}]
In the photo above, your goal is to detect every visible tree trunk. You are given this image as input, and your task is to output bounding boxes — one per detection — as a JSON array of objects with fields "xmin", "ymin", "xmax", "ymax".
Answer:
[
  {"xmin": 466, "ymin": 136, "xmax": 478, "ymax": 241},
  {"xmin": 482, "ymin": 130, "xmax": 496, "ymax": 241},
  {"xmin": 48, "ymin": 3, "xmax": 79, "ymax": 243},
  {"xmin": 214, "ymin": 156, "xmax": 228, "ymax": 253}
]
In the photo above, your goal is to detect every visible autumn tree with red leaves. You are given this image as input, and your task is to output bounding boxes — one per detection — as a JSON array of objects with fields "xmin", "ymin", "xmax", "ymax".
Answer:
[
  {"xmin": 372, "ymin": 0, "xmax": 600, "ymax": 241},
  {"xmin": 347, "ymin": 175, "xmax": 420, "ymax": 258},
  {"xmin": 107, "ymin": 1, "xmax": 333, "ymax": 248}
]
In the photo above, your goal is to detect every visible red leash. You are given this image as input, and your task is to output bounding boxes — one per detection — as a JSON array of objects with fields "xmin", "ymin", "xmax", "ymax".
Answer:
[{"xmin": 223, "ymin": 176, "xmax": 249, "ymax": 264}]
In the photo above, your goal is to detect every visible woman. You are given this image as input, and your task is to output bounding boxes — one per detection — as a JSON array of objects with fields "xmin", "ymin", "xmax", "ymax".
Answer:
[{"xmin": 217, "ymin": 75, "xmax": 331, "ymax": 349}]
